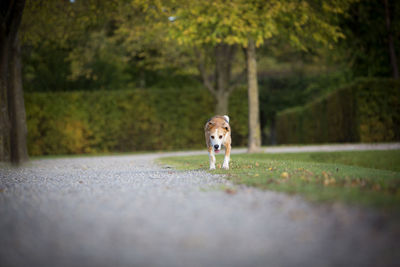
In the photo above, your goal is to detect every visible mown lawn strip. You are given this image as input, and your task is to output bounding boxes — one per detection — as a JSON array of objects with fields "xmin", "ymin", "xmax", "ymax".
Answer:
[{"xmin": 159, "ymin": 150, "xmax": 400, "ymax": 212}]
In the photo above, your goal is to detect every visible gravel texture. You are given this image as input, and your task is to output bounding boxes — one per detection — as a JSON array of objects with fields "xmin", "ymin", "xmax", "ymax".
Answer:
[{"xmin": 0, "ymin": 145, "xmax": 399, "ymax": 267}]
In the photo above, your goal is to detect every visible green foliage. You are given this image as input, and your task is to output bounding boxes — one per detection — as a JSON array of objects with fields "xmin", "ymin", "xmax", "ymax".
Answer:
[
  {"xmin": 169, "ymin": 0, "xmax": 349, "ymax": 48},
  {"xmin": 21, "ymin": 0, "xmax": 118, "ymax": 47},
  {"xmin": 357, "ymin": 79, "xmax": 400, "ymax": 141},
  {"xmin": 258, "ymin": 70, "xmax": 351, "ymax": 143},
  {"xmin": 24, "ymin": 70, "xmax": 353, "ymax": 151},
  {"xmin": 276, "ymin": 78, "xmax": 400, "ymax": 144},
  {"xmin": 22, "ymin": 43, "xmax": 74, "ymax": 92},
  {"xmin": 22, "ymin": 0, "xmax": 196, "ymax": 92},
  {"xmin": 67, "ymin": 31, "xmax": 134, "ymax": 90},
  {"xmin": 339, "ymin": 0, "xmax": 400, "ymax": 78},
  {"xmin": 25, "ymin": 87, "xmax": 248, "ymax": 156},
  {"xmin": 22, "ymin": 0, "xmax": 129, "ymax": 92}
]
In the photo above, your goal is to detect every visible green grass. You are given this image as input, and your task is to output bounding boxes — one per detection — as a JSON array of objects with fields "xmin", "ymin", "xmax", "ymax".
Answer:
[{"xmin": 160, "ymin": 150, "xmax": 400, "ymax": 212}]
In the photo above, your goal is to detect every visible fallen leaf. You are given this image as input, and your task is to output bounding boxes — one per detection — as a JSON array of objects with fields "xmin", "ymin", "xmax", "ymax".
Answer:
[
  {"xmin": 280, "ymin": 172, "xmax": 289, "ymax": 179},
  {"xmin": 225, "ymin": 188, "xmax": 237, "ymax": 195},
  {"xmin": 300, "ymin": 176, "xmax": 309, "ymax": 182},
  {"xmin": 255, "ymin": 162, "xmax": 259, "ymax": 167},
  {"xmin": 324, "ymin": 177, "xmax": 336, "ymax": 186}
]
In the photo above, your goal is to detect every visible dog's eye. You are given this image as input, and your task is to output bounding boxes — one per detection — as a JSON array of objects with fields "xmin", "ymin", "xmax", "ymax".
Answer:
[
  {"xmin": 219, "ymin": 135, "xmax": 222, "ymax": 139},
  {"xmin": 211, "ymin": 136, "xmax": 215, "ymax": 139}
]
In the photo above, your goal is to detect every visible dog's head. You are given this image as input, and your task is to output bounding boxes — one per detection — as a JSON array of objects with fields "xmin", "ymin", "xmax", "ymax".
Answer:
[{"xmin": 206, "ymin": 119, "xmax": 230, "ymax": 154}]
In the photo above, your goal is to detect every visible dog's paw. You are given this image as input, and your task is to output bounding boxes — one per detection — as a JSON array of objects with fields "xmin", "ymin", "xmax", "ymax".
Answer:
[
  {"xmin": 210, "ymin": 165, "xmax": 216, "ymax": 170},
  {"xmin": 222, "ymin": 164, "xmax": 229, "ymax": 170}
]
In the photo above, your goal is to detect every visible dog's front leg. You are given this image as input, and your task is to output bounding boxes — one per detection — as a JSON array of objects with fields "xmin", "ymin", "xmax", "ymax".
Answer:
[
  {"xmin": 208, "ymin": 147, "xmax": 216, "ymax": 170},
  {"xmin": 223, "ymin": 143, "xmax": 231, "ymax": 169}
]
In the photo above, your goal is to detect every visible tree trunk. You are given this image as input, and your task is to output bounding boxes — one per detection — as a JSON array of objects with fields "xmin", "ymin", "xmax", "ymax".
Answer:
[
  {"xmin": 215, "ymin": 91, "xmax": 229, "ymax": 115},
  {"xmin": 0, "ymin": 13, "xmax": 12, "ymax": 162},
  {"xmin": 0, "ymin": 0, "xmax": 27, "ymax": 164},
  {"xmin": 246, "ymin": 39, "xmax": 261, "ymax": 153},
  {"xmin": 383, "ymin": 0, "xmax": 399, "ymax": 79},
  {"xmin": 270, "ymin": 115, "xmax": 277, "ymax": 145},
  {"xmin": 214, "ymin": 44, "xmax": 235, "ymax": 115},
  {"xmin": 8, "ymin": 37, "xmax": 28, "ymax": 163},
  {"xmin": 196, "ymin": 44, "xmax": 237, "ymax": 115}
]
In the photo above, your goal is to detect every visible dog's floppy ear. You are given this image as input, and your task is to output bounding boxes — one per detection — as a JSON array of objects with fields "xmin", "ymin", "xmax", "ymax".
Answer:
[
  {"xmin": 222, "ymin": 123, "xmax": 229, "ymax": 131},
  {"xmin": 207, "ymin": 121, "xmax": 215, "ymax": 129}
]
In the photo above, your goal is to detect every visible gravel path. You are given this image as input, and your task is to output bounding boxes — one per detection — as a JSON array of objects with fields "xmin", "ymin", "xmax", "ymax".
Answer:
[{"xmin": 1, "ymin": 144, "xmax": 399, "ymax": 267}]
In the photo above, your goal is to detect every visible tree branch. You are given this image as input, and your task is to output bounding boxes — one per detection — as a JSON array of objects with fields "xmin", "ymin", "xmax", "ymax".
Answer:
[{"xmin": 194, "ymin": 47, "xmax": 216, "ymax": 95}]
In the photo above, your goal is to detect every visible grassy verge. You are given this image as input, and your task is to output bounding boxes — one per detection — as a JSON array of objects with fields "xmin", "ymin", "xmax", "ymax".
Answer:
[{"xmin": 160, "ymin": 150, "xmax": 400, "ymax": 212}]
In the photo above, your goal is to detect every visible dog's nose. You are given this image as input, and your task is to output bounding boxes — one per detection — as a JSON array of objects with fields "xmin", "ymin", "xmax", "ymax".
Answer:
[{"xmin": 214, "ymin": 145, "xmax": 219, "ymax": 149}]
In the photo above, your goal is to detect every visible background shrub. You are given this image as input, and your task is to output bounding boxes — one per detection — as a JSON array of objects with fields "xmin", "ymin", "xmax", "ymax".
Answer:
[
  {"xmin": 276, "ymin": 78, "xmax": 400, "ymax": 144},
  {"xmin": 25, "ymin": 87, "xmax": 248, "ymax": 156}
]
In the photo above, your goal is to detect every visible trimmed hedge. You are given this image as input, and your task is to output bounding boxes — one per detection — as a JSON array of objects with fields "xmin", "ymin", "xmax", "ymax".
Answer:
[
  {"xmin": 276, "ymin": 78, "xmax": 400, "ymax": 144},
  {"xmin": 25, "ymin": 87, "xmax": 248, "ymax": 156}
]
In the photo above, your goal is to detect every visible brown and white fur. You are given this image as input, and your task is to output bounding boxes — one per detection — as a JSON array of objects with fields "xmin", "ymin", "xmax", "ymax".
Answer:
[{"xmin": 204, "ymin": 115, "xmax": 231, "ymax": 170}]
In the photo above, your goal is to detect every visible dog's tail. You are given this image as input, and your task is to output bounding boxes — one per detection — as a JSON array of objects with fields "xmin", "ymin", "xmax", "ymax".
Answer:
[{"xmin": 223, "ymin": 115, "xmax": 230, "ymax": 123}]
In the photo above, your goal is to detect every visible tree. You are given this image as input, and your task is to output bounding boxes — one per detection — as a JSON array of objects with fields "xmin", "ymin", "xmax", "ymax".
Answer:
[
  {"xmin": 194, "ymin": 43, "xmax": 241, "ymax": 115},
  {"xmin": 246, "ymin": 39, "xmax": 261, "ymax": 151},
  {"xmin": 114, "ymin": 1, "xmax": 240, "ymax": 113},
  {"xmin": 0, "ymin": 0, "xmax": 121, "ymax": 163},
  {"xmin": 111, "ymin": 1, "xmax": 194, "ymax": 89},
  {"xmin": 168, "ymin": 0, "xmax": 248, "ymax": 115},
  {"xmin": 39, "ymin": 0, "xmax": 191, "ymax": 91},
  {"xmin": 21, "ymin": 0, "xmax": 122, "ymax": 92},
  {"xmin": 383, "ymin": 0, "xmax": 399, "ymax": 79},
  {"xmin": 169, "ymin": 0, "xmax": 350, "ymax": 152},
  {"xmin": 340, "ymin": 0, "xmax": 399, "ymax": 79},
  {"xmin": 0, "ymin": 0, "xmax": 28, "ymax": 164}
]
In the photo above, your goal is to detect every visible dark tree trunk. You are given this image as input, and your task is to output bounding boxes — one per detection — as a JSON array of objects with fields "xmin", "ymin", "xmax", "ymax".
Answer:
[
  {"xmin": 270, "ymin": 116, "xmax": 277, "ymax": 145},
  {"xmin": 0, "ymin": 30, "xmax": 11, "ymax": 161},
  {"xmin": 383, "ymin": 0, "xmax": 399, "ymax": 79},
  {"xmin": 196, "ymin": 44, "xmax": 238, "ymax": 115},
  {"xmin": 0, "ymin": 0, "xmax": 28, "ymax": 164},
  {"xmin": 8, "ymin": 36, "xmax": 28, "ymax": 163},
  {"xmin": 215, "ymin": 91, "xmax": 229, "ymax": 115},
  {"xmin": 246, "ymin": 39, "xmax": 261, "ymax": 153},
  {"xmin": 213, "ymin": 44, "xmax": 233, "ymax": 114}
]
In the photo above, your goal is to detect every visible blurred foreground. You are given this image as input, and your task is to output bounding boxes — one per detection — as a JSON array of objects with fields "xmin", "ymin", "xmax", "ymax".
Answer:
[{"xmin": 1, "ymin": 146, "xmax": 399, "ymax": 267}]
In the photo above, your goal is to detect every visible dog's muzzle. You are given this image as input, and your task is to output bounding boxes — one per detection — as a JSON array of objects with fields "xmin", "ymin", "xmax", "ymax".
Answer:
[{"xmin": 214, "ymin": 144, "xmax": 220, "ymax": 153}]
